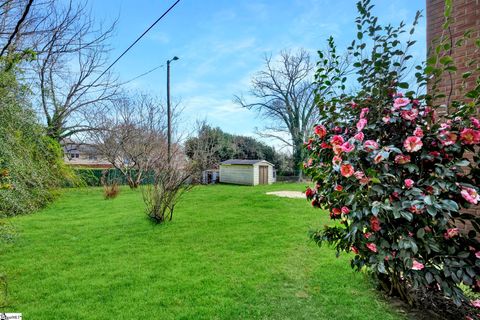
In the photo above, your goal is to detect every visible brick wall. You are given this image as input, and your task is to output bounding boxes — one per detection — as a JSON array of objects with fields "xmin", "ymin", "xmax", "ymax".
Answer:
[{"xmin": 426, "ymin": 0, "xmax": 480, "ymax": 223}]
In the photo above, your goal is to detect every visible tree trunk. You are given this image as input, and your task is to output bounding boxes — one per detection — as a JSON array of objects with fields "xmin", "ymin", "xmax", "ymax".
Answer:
[{"xmin": 292, "ymin": 136, "xmax": 305, "ymax": 181}]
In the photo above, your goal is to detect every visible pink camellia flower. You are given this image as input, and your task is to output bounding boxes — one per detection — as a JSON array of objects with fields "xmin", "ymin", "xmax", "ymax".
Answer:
[
  {"xmin": 364, "ymin": 140, "xmax": 379, "ymax": 152},
  {"xmin": 444, "ymin": 228, "xmax": 459, "ymax": 239},
  {"xmin": 382, "ymin": 116, "xmax": 391, "ymax": 123},
  {"xmin": 366, "ymin": 243, "xmax": 377, "ymax": 253},
  {"xmin": 303, "ymin": 158, "xmax": 313, "ymax": 168},
  {"xmin": 370, "ymin": 216, "xmax": 381, "ymax": 232},
  {"xmin": 314, "ymin": 125, "xmax": 327, "ymax": 138},
  {"xmin": 351, "ymin": 246, "xmax": 359, "ymax": 254},
  {"xmin": 360, "ymin": 108, "xmax": 369, "ymax": 119},
  {"xmin": 438, "ymin": 131, "xmax": 457, "ymax": 146},
  {"xmin": 340, "ymin": 164, "xmax": 354, "ymax": 177},
  {"xmin": 333, "ymin": 126, "xmax": 343, "ymax": 133},
  {"xmin": 394, "ymin": 154, "xmax": 411, "ymax": 164},
  {"xmin": 393, "ymin": 97, "xmax": 410, "ymax": 110},
  {"xmin": 409, "ymin": 205, "xmax": 423, "ymax": 215},
  {"xmin": 341, "ymin": 206, "xmax": 350, "ymax": 214},
  {"xmin": 373, "ymin": 153, "xmax": 384, "ymax": 164},
  {"xmin": 330, "ymin": 135, "xmax": 345, "ymax": 146},
  {"xmin": 304, "ymin": 139, "xmax": 313, "ymax": 150},
  {"xmin": 334, "ymin": 185, "xmax": 343, "ymax": 192},
  {"xmin": 475, "ymin": 251, "xmax": 480, "ymax": 259},
  {"xmin": 332, "ymin": 155, "xmax": 342, "ymax": 166},
  {"xmin": 413, "ymin": 127, "xmax": 424, "ymax": 137},
  {"xmin": 320, "ymin": 142, "xmax": 331, "ymax": 149},
  {"xmin": 331, "ymin": 208, "xmax": 342, "ymax": 216},
  {"xmin": 471, "ymin": 117, "xmax": 480, "ymax": 129},
  {"xmin": 341, "ymin": 141, "xmax": 355, "ymax": 153},
  {"xmin": 356, "ymin": 118, "xmax": 367, "ymax": 132},
  {"xmin": 333, "ymin": 144, "xmax": 344, "ymax": 155},
  {"xmin": 359, "ymin": 177, "xmax": 370, "ymax": 185},
  {"xmin": 440, "ymin": 123, "xmax": 451, "ymax": 130},
  {"xmin": 354, "ymin": 132, "xmax": 365, "ymax": 142},
  {"xmin": 471, "ymin": 300, "xmax": 480, "ymax": 309},
  {"xmin": 354, "ymin": 171, "xmax": 365, "ymax": 180},
  {"xmin": 404, "ymin": 179, "xmax": 414, "ymax": 189},
  {"xmin": 305, "ymin": 187, "xmax": 316, "ymax": 199},
  {"xmin": 461, "ymin": 186, "xmax": 480, "ymax": 204},
  {"xmin": 401, "ymin": 109, "xmax": 419, "ymax": 121},
  {"xmin": 411, "ymin": 259, "xmax": 425, "ymax": 270},
  {"xmin": 364, "ymin": 232, "xmax": 372, "ymax": 239},
  {"xmin": 404, "ymin": 136, "xmax": 423, "ymax": 152},
  {"xmin": 459, "ymin": 128, "xmax": 480, "ymax": 145}
]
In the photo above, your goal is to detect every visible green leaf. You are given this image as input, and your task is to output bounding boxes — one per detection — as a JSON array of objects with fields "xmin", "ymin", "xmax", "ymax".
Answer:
[
  {"xmin": 440, "ymin": 199, "xmax": 459, "ymax": 212},
  {"xmin": 454, "ymin": 160, "xmax": 470, "ymax": 167},
  {"xmin": 416, "ymin": 228, "xmax": 425, "ymax": 239},
  {"xmin": 425, "ymin": 272, "xmax": 434, "ymax": 284},
  {"xmin": 424, "ymin": 195, "xmax": 434, "ymax": 205},
  {"xmin": 439, "ymin": 56, "xmax": 453, "ymax": 65},
  {"xmin": 400, "ymin": 211, "xmax": 413, "ymax": 221}
]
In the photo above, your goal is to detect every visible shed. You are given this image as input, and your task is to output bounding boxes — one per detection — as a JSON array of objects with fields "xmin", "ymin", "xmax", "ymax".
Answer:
[{"xmin": 219, "ymin": 159, "xmax": 275, "ymax": 186}]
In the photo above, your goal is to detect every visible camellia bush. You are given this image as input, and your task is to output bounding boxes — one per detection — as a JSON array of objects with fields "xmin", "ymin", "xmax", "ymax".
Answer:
[{"xmin": 303, "ymin": 0, "xmax": 480, "ymax": 312}]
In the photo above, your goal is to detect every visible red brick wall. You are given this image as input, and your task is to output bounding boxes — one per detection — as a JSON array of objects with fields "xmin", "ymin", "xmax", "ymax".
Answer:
[
  {"xmin": 427, "ymin": 0, "xmax": 480, "ymax": 103},
  {"xmin": 426, "ymin": 0, "xmax": 480, "ymax": 223}
]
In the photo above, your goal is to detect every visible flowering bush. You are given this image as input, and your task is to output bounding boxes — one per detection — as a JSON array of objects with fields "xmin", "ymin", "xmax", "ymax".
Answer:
[
  {"xmin": 304, "ymin": 0, "xmax": 480, "ymax": 309},
  {"xmin": 305, "ymin": 93, "xmax": 480, "ymax": 303}
]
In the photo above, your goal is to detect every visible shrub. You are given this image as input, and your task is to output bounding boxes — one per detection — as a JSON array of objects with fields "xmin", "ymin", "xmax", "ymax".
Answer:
[
  {"xmin": 143, "ymin": 162, "xmax": 192, "ymax": 224},
  {"xmin": 101, "ymin": 169, "xmax": 120, "ymax": 199},
  {"xmin": 0, "ymin": 57, "xmax": 73, "ymax": 216},
  {"xmin": 303, "ymin": 0, "xmax": 480, "ymax": 310},
  {"xmin": 103, "ymin": 183, "xmax": 120, "ymax": 199}
]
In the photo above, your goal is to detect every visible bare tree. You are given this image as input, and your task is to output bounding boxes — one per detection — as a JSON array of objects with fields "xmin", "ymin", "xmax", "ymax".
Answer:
[
  {"xmin": 89, "ymin": 93, "xmax": 168, "ymax": 189},
  {"xmin": 236, "ymin": 48, "xmax": 350, "ymax": 178},
  {"xmin": 0, "ymin": 0, "xmax": 34, "ymax": 58},
  {"xmin": 235, "ymin": 49, "xmax": 316, "ymax": 178},
  {"xmin": 30, "ymin": 0, "xmax": 117, "ymax": 141}
]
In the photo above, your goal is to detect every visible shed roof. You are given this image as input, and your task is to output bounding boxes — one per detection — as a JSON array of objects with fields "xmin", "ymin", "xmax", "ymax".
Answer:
[{"xmin": 220, "ymin": 159, "xmax": 274, "ymax": 166}]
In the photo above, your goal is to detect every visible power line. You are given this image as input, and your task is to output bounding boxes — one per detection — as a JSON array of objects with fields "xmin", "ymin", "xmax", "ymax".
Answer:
[
  {"xmin": 119, "ymin": 64, "xmax": 164, "ymax": 86},
  {"xmin": 86, "ymin": 64, "xmax": 165, "ymax": 95},
  {"xmin": 90, "ymin": 0, "xmax": 181, "ymax": 87}
]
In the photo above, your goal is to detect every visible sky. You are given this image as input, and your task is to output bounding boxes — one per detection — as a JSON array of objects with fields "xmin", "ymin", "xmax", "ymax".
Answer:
[{"xmin": 90, "ymin": 0, "xmax": 426, "ymax": 150}]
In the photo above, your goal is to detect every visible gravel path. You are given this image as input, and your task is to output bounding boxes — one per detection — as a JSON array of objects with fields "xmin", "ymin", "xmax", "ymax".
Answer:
[{"xmin": 265, "ymin": 191, "xmax": 305, "ymax": 199}]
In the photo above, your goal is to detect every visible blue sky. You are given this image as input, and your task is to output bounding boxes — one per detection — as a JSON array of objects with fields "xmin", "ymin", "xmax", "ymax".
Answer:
[{"xmin": 90, "ymin": 0, "xmax": 426, "ymax": 148}]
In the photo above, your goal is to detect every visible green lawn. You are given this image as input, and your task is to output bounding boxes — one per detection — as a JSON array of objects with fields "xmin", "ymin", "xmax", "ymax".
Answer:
[{"xmin": 1, "ymin": 183, "xmax": 404, "ymax": 319}]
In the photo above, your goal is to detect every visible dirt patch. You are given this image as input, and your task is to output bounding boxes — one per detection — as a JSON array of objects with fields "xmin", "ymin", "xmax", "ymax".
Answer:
[{"xmin": 266, "ymin": 191, "xmax": 305, "ymax": 199}]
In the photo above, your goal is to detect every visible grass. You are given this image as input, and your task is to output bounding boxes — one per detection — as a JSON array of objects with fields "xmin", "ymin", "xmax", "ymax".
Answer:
[{"xmin": 0, "ymin": 183, "xmax": 404, "ymax": 319}]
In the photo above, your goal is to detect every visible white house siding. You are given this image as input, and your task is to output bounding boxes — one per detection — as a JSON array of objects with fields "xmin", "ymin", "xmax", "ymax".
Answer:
[{"xmin": 219, "ymin": 165, "xmax": 254, "ymax": 185}]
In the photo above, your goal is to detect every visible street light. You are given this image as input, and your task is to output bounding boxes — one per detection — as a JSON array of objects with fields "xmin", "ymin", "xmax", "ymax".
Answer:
[{"xmin": 167, "ymin": 56, "xmax": 179, "ymax": 163}]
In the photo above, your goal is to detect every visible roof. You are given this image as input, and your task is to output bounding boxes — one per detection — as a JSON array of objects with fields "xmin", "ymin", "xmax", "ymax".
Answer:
[{"xmin": 220, "ymin": 159, "xmax": 274, "ymax": 166}]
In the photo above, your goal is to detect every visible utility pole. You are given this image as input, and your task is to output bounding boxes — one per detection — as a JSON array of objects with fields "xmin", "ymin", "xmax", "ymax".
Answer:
[{"xmin": 166, "ymin": 56, "xmax": 179, "ymax": 163}]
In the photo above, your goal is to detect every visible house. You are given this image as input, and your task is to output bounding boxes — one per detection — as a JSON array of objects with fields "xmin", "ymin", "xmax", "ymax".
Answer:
[
  {"xmin": 61, "ymin": 139, "xmax": 111, "ymax": 168},
  {"xmin": 219, "ymin": 159, "xmax": 275, "ymax": 186}
]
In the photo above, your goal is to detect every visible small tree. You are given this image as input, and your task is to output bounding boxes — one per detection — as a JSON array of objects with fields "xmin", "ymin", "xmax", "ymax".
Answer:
[
  {"xmin": 89, "ymin": 93, "xmax": 168, "ymax": 189},
  {"xmin": 143, "ymin": 159, "xmax": 192, "ymax": 224},
  {"xmin": 304, "ymin": 0, "xmax": 479, "ymax": 315}
]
